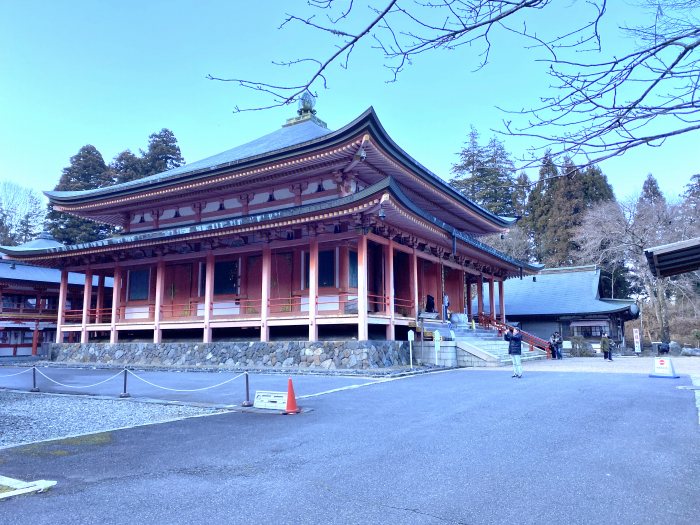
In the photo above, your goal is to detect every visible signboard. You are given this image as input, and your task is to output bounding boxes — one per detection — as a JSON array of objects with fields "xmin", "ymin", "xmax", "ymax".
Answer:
[
  {"xmin": 633, "ymin": 328, "xmax": 641, "ymax": 353},
  {"xmin": 253, "ymin": 390, "xmax": 288, "ymax": 410},
  {"xmin": 649, "ymin": 357, "xmax": 680, "ymax": 379}
]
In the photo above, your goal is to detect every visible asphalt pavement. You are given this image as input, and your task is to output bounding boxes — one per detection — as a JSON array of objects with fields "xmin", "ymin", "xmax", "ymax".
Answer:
[{"xmin": 0, "ymin": 359, "xmax": 698, "ymax": 524}]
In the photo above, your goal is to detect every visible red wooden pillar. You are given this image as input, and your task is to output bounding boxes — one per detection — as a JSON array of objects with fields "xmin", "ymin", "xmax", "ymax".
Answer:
[
  {"xmin": 488, "ymin": 277, "xmax": 495, "ymax": 320},
  {"xmin": 153, "ymin": 261, "xmax": 165, "ymax": 344},
  {"xmin": 410, "ymin": 248, "xmax": 419, "ymax": 319},
  {"xmin": 308, "ymin": 237, "xmax": 319, "ymax": 342},
  {"xmin": 80, "ymin": 270, "xmax": 92, "ymax": 344},
  {"xmin": 385, "ymin": 240, "xmax": 395, "ymax": 340},
  {"xmin": 339, "ymin": 244, "xmax": 349, "ymax": 314},
  {"xmin": 32, "ymin": 321, "xmax": 39, "ymax": 356},
  {"xmin": 261, "ymin": 245, "xmax": 271, "ymax": 342},
  {"xmin": 96, "ymin": 274, "xmax": 105, "ymax": 324},
  {"xmin": 203, "ymin": 253, "xmax": 214, "ymax": 343},
  {"xmin": 465, "ymin": 275, "xmax": 473, "ymax": 321},
  {"xmin": 476, "ymin": 275, "xmax": 484, "ymax": 324},
  {"xmin": 357, "ymin": 234, "xmax": 368, "ymax": 340},
  {"xmin": 498, "ymin": 280, "xmax": 506, "ymax": 323},
  {"xmin": 437, "ymin": 262, "xmax": 444, "ymax": 321},
  {"xmin": 110, "ymin": 266, "xmax": 121, "ymax": 344}
]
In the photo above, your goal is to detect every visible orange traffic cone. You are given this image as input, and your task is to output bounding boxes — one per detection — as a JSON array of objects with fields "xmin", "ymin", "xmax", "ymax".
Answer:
[{"xmin": 283, "ymin": 377, "xmax": 301, "ymax": 415}]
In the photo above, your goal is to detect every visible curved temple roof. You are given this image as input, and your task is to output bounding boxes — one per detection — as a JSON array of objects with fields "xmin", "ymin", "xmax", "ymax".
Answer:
[
  {"xmin": 45, "ymin": 108, "xmax": 515, "ymax": 233},
  {"xmin": 5, "ymin": 177, "xmax": 540, "ymax": 277}
]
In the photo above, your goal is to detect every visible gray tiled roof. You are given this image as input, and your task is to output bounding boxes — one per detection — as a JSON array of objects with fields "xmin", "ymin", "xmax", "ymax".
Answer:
[
  {"xmin": 2, "ymin": 177, "xmax": 539, "ymax": 274},
  {"xmin": 45, "ymin": 119, "xmax": 333, "ymax": 200},
  {"xmin": 0, "ymin": 260, "xmax": 110, "ymax": 287},
  {"xmin": 477, "ymin": 266, "xmax": 635, "ymax": 315}
]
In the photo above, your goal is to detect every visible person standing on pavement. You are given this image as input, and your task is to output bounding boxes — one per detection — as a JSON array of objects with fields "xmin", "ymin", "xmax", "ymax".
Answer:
[
  {"xmin": 549, "ymin": 332, "xmax": 563, "ymax": 360},
  {"xmin": 505, "ymin": 327, "xmax": 523, "ymax": 378},
  {"xmin": 555, "ymin": 332, "xmax": 563, "ymax": 359},
  {"xmin": 601, "ymin": 332, "xmax": 612, "ymax": 361}
]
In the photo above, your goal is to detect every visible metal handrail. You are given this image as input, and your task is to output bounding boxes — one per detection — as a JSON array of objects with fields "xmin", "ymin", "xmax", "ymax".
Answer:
[{"xmin": 479, "ymin": 313, "xmax": 551, "ymax": 357}]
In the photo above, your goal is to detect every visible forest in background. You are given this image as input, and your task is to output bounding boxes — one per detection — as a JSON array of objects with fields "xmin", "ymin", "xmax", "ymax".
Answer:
[{"xmin": 451, "ymin": 130, "xmax": 699, "ymax": 347}]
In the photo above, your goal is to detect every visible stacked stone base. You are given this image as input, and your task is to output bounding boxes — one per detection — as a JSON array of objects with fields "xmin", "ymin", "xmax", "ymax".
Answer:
[{"xmin": 49, "ymin": 341, "xmax": 411, "ymax": 370}]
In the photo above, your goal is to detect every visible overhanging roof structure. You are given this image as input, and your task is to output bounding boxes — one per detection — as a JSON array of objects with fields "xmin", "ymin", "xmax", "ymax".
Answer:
[
  {"xmin": 43, "ymin": 108, "xmax": 515, "ymax": 234},
  {"xmin": 645, "ymin": 237, "xmax": 700, "ymax": 278},
  {"xmin": 3, "ymin": 178, "xmax": 540, "ymax": 277}
]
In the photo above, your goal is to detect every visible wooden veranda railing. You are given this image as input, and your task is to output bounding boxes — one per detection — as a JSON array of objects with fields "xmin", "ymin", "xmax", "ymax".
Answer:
[
  {"xmin": 60, "ymin": 294, "xmax": 421, "ymax": 325},
  {"xmin": 478, "ymin": 313, "xmax": 553, "ymax": 358}
]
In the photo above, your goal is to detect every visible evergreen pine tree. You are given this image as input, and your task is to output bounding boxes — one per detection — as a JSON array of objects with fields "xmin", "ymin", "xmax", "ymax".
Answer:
[
  {"xmin": 450, "ymin": 127, "xmax": 483, "ymax": 202},
  {"xmin": 141, "ymin": 128, "xmax": 184, "ymax": 176},
  {"xmin": 450, "ymin": 129, "xmax": 516, "ymax": 215},
  {"xmin": 46, "ymin": 145, "xmax": 113, "ymax": 245},
  {"xmin": 639, "ymin": 174, "xmax": 665, "ymax": 205},
  {"xmin": 111, "ymin": 150, "xmax": 144, "ymax": 184},
  {"xmin": 0, "ymin": 205, "xmax": 12, "ymax": 245},
  {"xmin": 525, "ymin": 155, "xmax": 615, "ymax": 266},
  {"xmin": 525, "ymin": 152, "xmax": 558, "ymax": 262},
  {"xmin": 512, "ymin": 172, "xmax": 530, "ymax": 218}
]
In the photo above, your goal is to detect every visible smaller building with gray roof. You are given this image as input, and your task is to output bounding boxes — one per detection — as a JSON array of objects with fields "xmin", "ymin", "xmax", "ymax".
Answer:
[{"xmin": 476, "ymin": 265, "xmax": 639, "ymax": 344}]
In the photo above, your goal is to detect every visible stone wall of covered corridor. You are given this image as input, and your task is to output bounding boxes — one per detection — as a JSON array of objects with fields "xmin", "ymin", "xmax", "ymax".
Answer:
[{"xmin": 49, "ymin": 340, "xmax": 411, "ymax": 370}]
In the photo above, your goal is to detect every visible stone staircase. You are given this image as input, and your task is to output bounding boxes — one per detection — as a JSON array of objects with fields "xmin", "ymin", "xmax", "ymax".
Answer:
[
  {"xmin": 453, "ymin": 324, "xmax": 546, "ymax": 367},
  {"xmin": 415, "ymin": 317, "xmax": 547, "ymax": 367}
]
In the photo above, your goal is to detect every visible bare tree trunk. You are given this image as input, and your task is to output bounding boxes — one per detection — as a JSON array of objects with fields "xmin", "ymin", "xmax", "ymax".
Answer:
[{"xmin": 656, "ymin": 277, "xmax": 671, "ymax": 341}]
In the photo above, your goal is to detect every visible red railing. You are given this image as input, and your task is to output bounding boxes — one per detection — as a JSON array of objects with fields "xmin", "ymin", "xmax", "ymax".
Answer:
[
  {"xmin": 478, "ymin": 313, "xmax": 552, "ymax": 358},
  {"xmin": 87, "ymin": 307, "xmax": 112, "ymax": 323},
  {"xmin": 64, "ymin": 309, "xmax": 83, "ymax": 324},
  {"xmin": 367, "ymin": 293, "xmax": 387, "ymax": 314},
  {"xmin": 161, "ymin": 301, "xmax": 202, "ymax": 320},
  {"xmin": 57, "ymin": 295, "xmax": 423, "ymax": 324},
  {"xmin": 393, "ymin": 297, "xmax": 415, "ymax": 318},
  {"xmin": 211, "ymin": 298, "xmax": 262, "ymax": 318},
  {"xmin": 268, "ymin": 296, "xmax": 304, "ymax": 316}
]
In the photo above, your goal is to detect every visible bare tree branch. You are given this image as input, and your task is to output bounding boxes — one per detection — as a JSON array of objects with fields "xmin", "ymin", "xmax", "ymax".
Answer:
[{"xmin": 209, "ymin": 0, "xmax": 700, "ymax": 167}]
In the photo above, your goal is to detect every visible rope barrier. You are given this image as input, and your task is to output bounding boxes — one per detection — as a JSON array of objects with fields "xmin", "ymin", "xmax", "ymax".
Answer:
[
  {"xmin": 126, "ymin": 369, "xmax": 245, "ymax": 392},
  {"xmin": 34, "ymin": 368, "xmax": 124, "ymax": 389},
  {"xmin": 0, "ymin": 368, "xmax": 33, "ymax": 378}
]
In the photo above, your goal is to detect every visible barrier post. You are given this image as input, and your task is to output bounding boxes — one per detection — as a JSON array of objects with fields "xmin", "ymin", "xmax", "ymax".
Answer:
[
  {"xmin": 119, "ymin": 368, "xmax": 130, "ymax": 398},
  {"xmin": 242, "ymin": 371, "xmax": 253, "ymax": 407},
  {"xmin": 30, "ymin": 367, "xmax": 40, "ymax": 392}
]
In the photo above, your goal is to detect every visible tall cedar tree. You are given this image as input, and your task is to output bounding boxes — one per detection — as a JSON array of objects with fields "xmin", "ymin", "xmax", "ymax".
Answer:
[
  {"xmin": 112, "ymin": 129, "xmax": 184, "ymax": 184},
  {"xmin": 141, "ymin": 129, "xmax": 184, "ymax": 175},
  {"xmin": 0, "ymin": 207, "xmax": 12, "ymax": 245},
  {"xmin": 450, "ymin": 129, "xmax": 517, "ymax": 216},
  {"xmin": 526, "ymin": 155, "xmax": 614, "ymax": 266},
  {"xmin": 111, "ymin": 150, "xmax": 143, "ymax": 184},
  {"xmin": 639, "ymin": 173, "xmax": 665, "ymax": 205},
  {"xmin": 525, "ymin": 152, "xmax": 558, "ymax": 262},
  {"xmin": 46, "ymin": 145, "xmax": 114, "ymax": 245}
]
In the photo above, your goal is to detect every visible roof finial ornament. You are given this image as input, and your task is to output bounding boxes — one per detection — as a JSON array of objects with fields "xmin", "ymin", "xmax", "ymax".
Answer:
[
  {"xmin": 283, "ymin": 91, "xmax": 327, "ymax": 128},
  {"xmin": 298, "ymin": 91, "xmax": 316, "ymax": 116}
]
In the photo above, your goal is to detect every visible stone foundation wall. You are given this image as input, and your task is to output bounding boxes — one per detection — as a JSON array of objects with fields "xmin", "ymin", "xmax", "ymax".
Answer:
[{"xmin": 49, "ymin": 340, "xmax": 411, "ymax": 370}]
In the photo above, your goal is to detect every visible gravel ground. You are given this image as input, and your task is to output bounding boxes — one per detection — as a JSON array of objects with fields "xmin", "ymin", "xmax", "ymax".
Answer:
[{"xmin": 0, "ymin": 392, "xmax": 224, "ymax": 450}]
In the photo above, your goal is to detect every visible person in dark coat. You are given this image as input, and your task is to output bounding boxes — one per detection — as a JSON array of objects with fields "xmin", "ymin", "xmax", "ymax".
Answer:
[
  {"xmin": 601, "ymin": 333, "xmax": 612, "ymax": 361},
  {"xmin": 504, "ymin": 327, "xmax": 523, "ymax": 378}
]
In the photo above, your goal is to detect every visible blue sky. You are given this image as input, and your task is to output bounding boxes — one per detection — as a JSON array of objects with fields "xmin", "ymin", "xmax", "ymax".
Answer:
[{"xmin": 0, "ymin": 1, "xmax": 696, "ymax": 204}]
